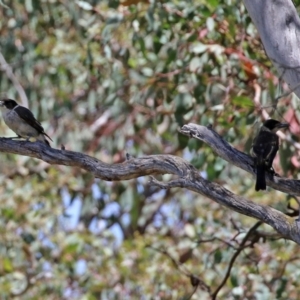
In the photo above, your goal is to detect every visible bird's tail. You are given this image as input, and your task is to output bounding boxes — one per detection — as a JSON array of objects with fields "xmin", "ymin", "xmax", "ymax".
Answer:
[
  {"xmin": 255, "ymin": 164, "xmax": 266, "ymax": 191},
  {"xmin": 36, "ymin": 134, "xmax": 51, "ymax": 147},
  {"xmin": 44, "ymin": 139, "xmax": 51, "ymax": 147}
]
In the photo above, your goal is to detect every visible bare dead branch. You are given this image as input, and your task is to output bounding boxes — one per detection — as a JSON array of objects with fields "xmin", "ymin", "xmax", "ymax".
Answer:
[
  {"xmin": 0, "ymin": 138, "xmax": 194, "ymax": 180},
  {"xmin": 0, "ymin": 125, "xmax": 300, "ymax": 244},
  {"xmin": 179, "ymin": 123, "xmax": 300, "ymax": 195},
  {"xmin": 150, "ymin": 177, "xmax": 299, "ymax": 243}
]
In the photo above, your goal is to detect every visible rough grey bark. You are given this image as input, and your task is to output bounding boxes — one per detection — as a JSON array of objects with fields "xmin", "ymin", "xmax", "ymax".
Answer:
[
  {"xmin": 243, "ymin": 0, "xmax": 300, "ymax": 97},
  {"xmin": 0, "ymin": 127, "xmax": 299, "ymax": 244}
]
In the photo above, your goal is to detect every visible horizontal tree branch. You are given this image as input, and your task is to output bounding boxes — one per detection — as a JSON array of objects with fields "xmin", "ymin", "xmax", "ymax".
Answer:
[
  {"xmin": 0, "ymin": 125, "xmax": 299, "ymax": 244},
  {"xmin": 0, "ymin": 138, "xmax": 193, "ymax": 180}
]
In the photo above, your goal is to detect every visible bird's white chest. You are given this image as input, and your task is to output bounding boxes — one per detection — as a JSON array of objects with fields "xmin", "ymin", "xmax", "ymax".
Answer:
[
  {"xmin": 1, "ymin": 107, "xmax": 37, "ymax": 137},
  {"xmin": 2, "ymin": 108, "xmax": 21, "ymax": 131}
]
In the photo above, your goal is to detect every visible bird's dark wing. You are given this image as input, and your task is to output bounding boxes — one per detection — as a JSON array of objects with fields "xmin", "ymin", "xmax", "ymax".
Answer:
[
  {"xmin": 252, "ymin": 130, "xmax": 279, "ymax": 191},
  {"xmin": 14, "ymin": 106, "xmax": 53, "ymax": 141},
  {"xmin": 252, "ymin": 130, "xmax": 279, "ymax": 167},
  {"xmin": 265, "ymin": 138, "xmax": 279, "ymax": 168}
]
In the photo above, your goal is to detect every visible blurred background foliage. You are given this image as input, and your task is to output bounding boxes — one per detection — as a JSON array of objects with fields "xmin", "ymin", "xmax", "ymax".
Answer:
[{"xmin": 0, "ymin": 0, "xmax": 300, "ymax": 299}]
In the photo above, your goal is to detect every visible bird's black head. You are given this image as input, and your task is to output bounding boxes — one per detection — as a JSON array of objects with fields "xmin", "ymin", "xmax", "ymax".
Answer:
[
  {"xmin": 0, "ymin": 99, "xmax": 18, "ymax": 110},
  {"xmin": 263, "ymin": 119, "xmax": 289, "ymax": 132}
]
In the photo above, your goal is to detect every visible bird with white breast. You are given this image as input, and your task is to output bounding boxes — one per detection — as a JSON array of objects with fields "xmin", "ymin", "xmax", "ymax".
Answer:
[{"xmin": 0, "ymin": 98, "xmax": 52, "ymax": 147}]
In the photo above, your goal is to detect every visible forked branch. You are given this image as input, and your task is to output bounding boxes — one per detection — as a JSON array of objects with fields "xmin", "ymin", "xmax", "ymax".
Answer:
[{"xmin": 0, "ymin": 126, "xmax": 299, "ymax": 244}]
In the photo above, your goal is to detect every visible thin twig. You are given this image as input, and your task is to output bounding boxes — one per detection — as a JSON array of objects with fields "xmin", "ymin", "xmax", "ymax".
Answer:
[
  {"xmin": 211, "ymin": 221, "xmax": 263, "ymax": 299},
  {"xmin": 146, "ymin": 244, "xmax": 211, "ymax": 294},
  {"xmin": 0, "ymin": 51, "xmax": 28, "ymax": 107}
]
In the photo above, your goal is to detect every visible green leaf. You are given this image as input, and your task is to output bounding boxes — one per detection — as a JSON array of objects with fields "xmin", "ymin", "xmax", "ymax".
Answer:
[
  {"xmin": 276, "ymin": 277, "xmax": 288, "ymax": 298},
  {"xmin": 230, "ymin": 274, "xmax": 239, "ymax": 287},
  {"xmin": 3, "ymin": 258, "xmax": 13, "ymax": 272},
  {"xmin": 232, "ymin": 96, "xmax": 253, "ymax": 107},
  {"xmin": 214, "ymin": 249, "xmax": 222, "ymax": 264}
]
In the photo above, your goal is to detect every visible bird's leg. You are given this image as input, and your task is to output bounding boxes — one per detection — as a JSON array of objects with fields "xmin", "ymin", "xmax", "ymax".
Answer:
[
  {"xmin": 24, "ymin": 134, "xmax": 37, "ymax": 143},
  {"xmin": 272, "ymin": 170, "xmax": 280, "ymax": 177},
  {"xmin": 267, "ymin": 164, "xmax": 280, "ymax": 177},
  {"xmin": 263, "ymin": 159, "xmax": 280, "ymax": 177}
]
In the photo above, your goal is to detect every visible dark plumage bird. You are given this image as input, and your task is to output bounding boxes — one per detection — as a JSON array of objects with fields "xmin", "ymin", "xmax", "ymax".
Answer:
[
  {"xmin": 251, "ymin": 119, "xmax": 289, "ymax": 191},
  {"xmin": 0, "ymin": 99, "xmax": 52, "ymax": 146}
]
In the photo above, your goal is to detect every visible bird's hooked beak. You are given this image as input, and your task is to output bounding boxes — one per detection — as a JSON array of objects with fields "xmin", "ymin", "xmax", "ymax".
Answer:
[
  {"xmin": 271, "ymin": 122, "xmax": 289, "ymax": 133},
  {"xmin": 276, "ymin": 122, "xmax": 289, "ymax": 129},
  {"xmin": 0, "ymin": 101, "xmax": 4, "ymax": 107}
]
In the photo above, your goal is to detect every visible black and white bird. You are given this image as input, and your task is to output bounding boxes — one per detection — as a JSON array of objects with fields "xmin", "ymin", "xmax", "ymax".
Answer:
[
  {"xmin": 0, "ymin": 98, "xmax": 52, "ymax": 146},
  {"xmin": 251, "ymin": 119, "xmax": 289, "ymax": 191}
]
